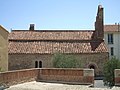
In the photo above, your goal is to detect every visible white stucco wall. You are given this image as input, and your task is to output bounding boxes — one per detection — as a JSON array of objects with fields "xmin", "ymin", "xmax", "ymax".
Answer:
[
  {"xmin": 104, "ymin": 32, "xmax": 120, "ymax": 59},
  {"xmin": 0, "ymin": 25, "xmax": 8, "ymax": 71}
]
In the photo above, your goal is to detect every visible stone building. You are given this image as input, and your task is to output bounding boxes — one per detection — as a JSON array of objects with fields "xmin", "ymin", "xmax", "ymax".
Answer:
[
  {"xmin": 8, "ymin": 5, "xmax": 108, "ymax": 76},
  {"xmin": 0, "ymin": 25, "xmax": 9, "ymax": 71}
]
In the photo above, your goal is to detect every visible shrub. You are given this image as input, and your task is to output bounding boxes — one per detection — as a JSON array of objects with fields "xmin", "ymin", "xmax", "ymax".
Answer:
[
  {"xmin": 52, "ymin": 53, "xmax": 81, "ymax": 68},
  {"xmin": 103, "ymin": 57, "xmax": 120, "ymax": 88},
  {"xmin": 0, "ymin": 67, "xmax": 2, "ymax": 72}
]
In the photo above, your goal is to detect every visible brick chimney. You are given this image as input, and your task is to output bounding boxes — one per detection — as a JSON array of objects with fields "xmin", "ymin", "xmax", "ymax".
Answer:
[
  {"xmin": 94, "ymin": 5, "xmax": 104, "ymax": 40},
  {"xmin": 29, "ymin": 24, "xmax": 35, "ymax": 31}
]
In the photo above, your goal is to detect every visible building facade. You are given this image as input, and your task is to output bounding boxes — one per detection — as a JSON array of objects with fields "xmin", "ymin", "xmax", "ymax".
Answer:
[
  {"xmin": 104, "ymin": 24, "xmax": 120, "ymax": 59},
  {"xmin": 0, "ymin": 25, "xmax": 8, "ymax": 71},
  {"xmin": 8, "ymin": 5, "xmax": 108, "ymax": 76}
]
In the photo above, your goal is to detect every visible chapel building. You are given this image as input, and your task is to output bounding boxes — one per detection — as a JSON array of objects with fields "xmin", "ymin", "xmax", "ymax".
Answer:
[{"xmin": 8, "ymin": 5, "xmax": 108, "ymax": 76}]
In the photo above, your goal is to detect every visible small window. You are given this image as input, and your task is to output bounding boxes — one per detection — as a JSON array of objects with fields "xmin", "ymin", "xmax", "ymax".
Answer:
[
  {"xmin": 35, "ymin": 61, "xmax": 42, "ymax": 68},
  {"xmin": 35, "ymin": 61, "xmax": 38, "ymax": 68},
  {"xmin": 108, "ymin": 34, "xmax": 113, "ymax": 44},
  {"xmin": 39, "ymin": 61, "xmax": 42, "ymax": 68},
  {"xmin": 111, "ymin": 47, "xmax": 114, "ymax": 56}
]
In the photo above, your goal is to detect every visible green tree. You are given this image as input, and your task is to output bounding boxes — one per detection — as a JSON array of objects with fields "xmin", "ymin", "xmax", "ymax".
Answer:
[
  {"xmin": 52, "ymin": 53, "xmax": 81, "ymax": 68},
  {"xmin": 103, "ymin": 57, "xmax": 120, "ymax": 88}
]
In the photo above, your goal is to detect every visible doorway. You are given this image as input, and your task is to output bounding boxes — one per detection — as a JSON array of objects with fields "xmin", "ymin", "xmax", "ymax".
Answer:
[
  {"xmin": 89, "ymin": 65, "xmax": 95, "ymax": 69},
  {"xmin": 88, "ymin": 64, "xmax": 96, "ymax": 77}
]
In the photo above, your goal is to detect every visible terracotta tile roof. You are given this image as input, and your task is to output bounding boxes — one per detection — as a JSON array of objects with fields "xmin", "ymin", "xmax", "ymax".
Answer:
[
  {"xmin": 8, "ymin": 41, "xmax": 108, "ymax": 54},
  {"xmin": 9, "ymin": 30, "xmax": 93, "ymax": 40},
  {"xmin": 104, "ymin": 25, "xmax": 120, "ymax": 32},
  {"xmin": 8, "ymin": 30, "xmax": 108, "ymax": 54}
]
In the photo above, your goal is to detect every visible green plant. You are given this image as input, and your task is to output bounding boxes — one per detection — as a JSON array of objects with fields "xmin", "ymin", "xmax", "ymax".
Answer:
[
  {"xmin": 103, "ymin": 57, "xmax": 120, "ymax": 88},
  {"xmin": 52, "ymin": 53, "xmax": 81, "ymax": 68},
  {"xmin": 0, "ymin": 67, "xmax": 2, "ymax": 72}
]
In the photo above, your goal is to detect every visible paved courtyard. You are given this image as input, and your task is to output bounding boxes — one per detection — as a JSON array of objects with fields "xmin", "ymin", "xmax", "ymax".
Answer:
[{"xmin": 5, "ymin": 81, "xmax": 120, "ymax": 90}]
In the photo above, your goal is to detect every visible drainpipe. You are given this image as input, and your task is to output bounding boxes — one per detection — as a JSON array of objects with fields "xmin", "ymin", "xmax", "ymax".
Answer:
[{"xmin": 118, "ymin": 23, "xmax": 120, "ymax": 60}]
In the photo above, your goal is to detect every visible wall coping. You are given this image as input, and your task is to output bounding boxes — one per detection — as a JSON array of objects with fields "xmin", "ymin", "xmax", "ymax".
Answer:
[{"xmin": 0, "ymin": 68, "xmax": 39, "ymax": 74}]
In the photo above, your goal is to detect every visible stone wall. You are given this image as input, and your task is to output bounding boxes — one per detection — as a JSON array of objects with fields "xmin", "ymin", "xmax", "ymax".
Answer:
[
  {"xmin": 8, "ymin": 53, "xmax": 108, "ymax": 76},
  {"xmin": 8, "ymin": 54, "xmax": 53, "ymax": 70},
  {"xmin": 115, "ymin": 69, "xmax": 120, "ymax": 86},
  {"xmin": 76, "ymin": 53, "xmax": 108, "ymax": 76},
  {"xmin": 0, "ymin": 68, "xmax": 94, "ymax": 86}
]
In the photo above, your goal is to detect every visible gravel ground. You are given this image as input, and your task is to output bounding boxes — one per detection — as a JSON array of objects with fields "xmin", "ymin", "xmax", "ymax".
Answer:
[{"xmin": 5, "ymin": 81, "xmax": 120, "ymax": 90}]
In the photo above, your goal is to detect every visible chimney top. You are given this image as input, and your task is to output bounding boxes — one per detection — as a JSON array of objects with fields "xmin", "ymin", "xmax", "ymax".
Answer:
[
  {"xmin": 29, "ymin": 24, "xmax": 35, "ymax": 31},
  {"xmin": 98, "ymin": 5, "xmax": 102, "ymax": 8}
]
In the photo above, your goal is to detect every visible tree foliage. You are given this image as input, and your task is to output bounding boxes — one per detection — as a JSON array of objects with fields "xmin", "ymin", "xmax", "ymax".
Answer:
[
  {"xmin": 52, "ymin": 53, "xmax": 81, "ymax": 68},
  {"xmin": 103, "ymin": 57, "xmax": 120, "ymax": 88}
]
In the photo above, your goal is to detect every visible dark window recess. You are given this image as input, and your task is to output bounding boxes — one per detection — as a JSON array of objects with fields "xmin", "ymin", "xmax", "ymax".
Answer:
[
  {"xmin": 108, "ymin": 34, "xmax": 113, "ymax": 44},
  {"xmin": 111, "ymin": 47, "xmax": 114, "ymax": 56},
  {"xmin": 90, "ymin": 65, "xmax": 95, "ymax": 69},
  {"xmin": 35, "ymin": 61, "xmax": 38, "ymax": 68},
  {"xmin": 39, "ymin": 61, "xmax": 42, "ymax": 68}
]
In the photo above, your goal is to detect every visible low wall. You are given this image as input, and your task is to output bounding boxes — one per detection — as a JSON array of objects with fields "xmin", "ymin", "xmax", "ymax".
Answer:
[
  {"xmin": 0, "ymin": 68, "xmax": 39, "ymax": 86},
  {"xmin": 0, "ymin": 68, "xmax": 94, "ymax": 86},
  {"xmin": 115, "ymin": 69, "xmax": 120, "ymax": 86},
  {"xmin": 39, "ymin": 68, "xmax": 94, "ymax": 85}
]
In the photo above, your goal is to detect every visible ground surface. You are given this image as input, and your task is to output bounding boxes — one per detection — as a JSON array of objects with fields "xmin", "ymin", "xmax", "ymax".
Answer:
[{"xmin": 5, "ymin": 81, "xmax": 120, "ymax": 90}]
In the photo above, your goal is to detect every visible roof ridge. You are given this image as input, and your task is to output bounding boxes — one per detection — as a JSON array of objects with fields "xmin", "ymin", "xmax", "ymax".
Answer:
[{"xmin": 11, "ymin": 30, "xmax": 94, "ymax": 32}]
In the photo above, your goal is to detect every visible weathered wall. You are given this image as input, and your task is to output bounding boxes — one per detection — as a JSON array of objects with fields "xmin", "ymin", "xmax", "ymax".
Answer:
[
  {"xmin": 38, "ymin": 68, "xmax": 94, "ymax": 85},
  {"xmin": 115, "ymin": 69, "xmax": 120, "ymax": 86},
  {"xmin": 76, "ymin": 53, "xmax": 108, "ymax": 76},
  {"xmin": 8, "ymin": 53, "xmax": 108, "ymax": 76},
  {"xmin": 8, "ymin": 54, "xmax": 53, "ymax": 70},
  {"xmin": 0, "ymin": 68, "xmax": 39, "ymax": 86},
  {"xmin": 0, "ymin": 68, "xmax": 94, "ymax": 86},
  {"xmin": 0, "ymin": 25, "xmax": 8, "ymax": 71}
]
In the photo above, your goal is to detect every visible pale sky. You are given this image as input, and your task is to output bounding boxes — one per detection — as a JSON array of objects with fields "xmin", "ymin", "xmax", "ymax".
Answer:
[{"xmin": 0, "ymin": 0, "xmax": 120, "ymax": 31}]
